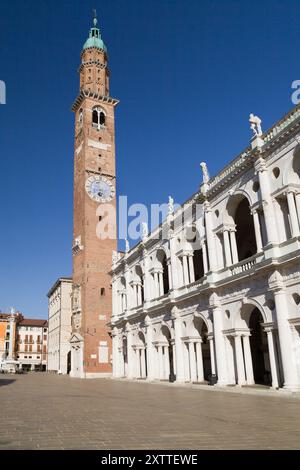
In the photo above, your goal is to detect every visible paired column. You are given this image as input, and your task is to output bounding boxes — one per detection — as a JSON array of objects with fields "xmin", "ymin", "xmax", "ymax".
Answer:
[
  {"xmin": 188, "ymin": 254, "xmax": 195, "ymax": 283},
  {"xmin": 295, "ymin": 193, "xmax": 300, "ymax": 226},
  {"xmin": 173, "ymin": 312, "xmax": 185, "ymax": 382},
  {"xmin": 187, "ymin": 342, "xmax": 197, "ymax": 382},
  {"xmin": 163, "ymin": 346, "xmax": 170, "ymax": 380},
  {"xmin": 126, "ymin": 328, "xmax": 134, "ymax": 379},
  {"xmin": 212, "ymin": 303, "xmax": 228, "ymax": 385},
  {"xmin": 195, "ymin": 341, "xmax": 204, "ymax": 382},
  {"xmin": 182, "ymin": 256, "xmax": 189, "ymax": 285},
  {"xmin": 242, "ymin": 335, "xmax": 254, "ymax": 385},
  {"xmin": 264, "ymin": 328, "xmax": 279, "ymax": 389},
  {"xmin": 230, "ymin": 230, "xmax": 239, "ymax": 264},
  {"xmin": 255, "ymin": 158, "xmax": 278, "ymax": 245},
  {"xmin": 204, "ymin": 203, "xmax": 217, "ymax": 271},
  {"xmin": 287, "ymin": 191, "xmax": 300, "ymax": 237},
  {"xmin": 145, "ymin": 320, "xmax": 155, "ymax": 380},
  {"xmin": 201, "ymin": 242, "xmax": 209, "ymax": 274},
  {"xmin": 158, "ymin": 345, "xmax": 164, "ymax": 380},
  {"xmin": 223, "ymin": 230, "xmax": 232, "ymax": 267},
  {"xmin": 273, "ymin": 288, "xmax": 300, "ymax": 389},
  {"xmin": 158, "ymin": 271, "xmax": 164, "ymax": 296},
  {"xmin": 252, "ymin": 209, "xmax": 263, "ymax": 252},
  {"xmin": 234, "ymin": 335, "xmax": 246, "ymax": 385},
  {"xmin": 208, "ymin": 335, "xmax": 216, "ymax": 375}
]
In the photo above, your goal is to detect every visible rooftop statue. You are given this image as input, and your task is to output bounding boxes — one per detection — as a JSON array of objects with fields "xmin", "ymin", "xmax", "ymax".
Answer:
[{"xmin": 249, "ymin": 113, "xmax": 263, "ymax": 137}]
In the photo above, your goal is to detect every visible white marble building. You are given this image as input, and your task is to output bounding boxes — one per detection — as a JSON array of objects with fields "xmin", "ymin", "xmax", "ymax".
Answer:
[
  {"xmin": 110, "ymin": 105, "xmax": 300, "ymax": 391},
  {"xmin": 47, "ymin": 277, "xmax": 72, "ymax": 374}
]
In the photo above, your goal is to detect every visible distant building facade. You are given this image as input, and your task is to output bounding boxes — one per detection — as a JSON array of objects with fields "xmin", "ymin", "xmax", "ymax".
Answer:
[
  {"xmin": 47, "ymin": 277, "xmax": 72, "ymax": 374},
  {"xmin": 111, "ymin": 105, "xmax": 300, "ymax": 392},
  {"xmin": 17, "ymin": 319, "xmax": 48, "ymax": 371}
]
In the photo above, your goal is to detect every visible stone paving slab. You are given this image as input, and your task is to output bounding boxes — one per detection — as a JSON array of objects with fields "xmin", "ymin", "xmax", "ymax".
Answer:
[{"xmin": 0, "ymin": 373, "xmax": 300, "ymax": 450}]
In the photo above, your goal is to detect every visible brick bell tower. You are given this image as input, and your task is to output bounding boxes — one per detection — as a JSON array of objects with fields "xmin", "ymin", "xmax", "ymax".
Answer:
[{"xmin": 70, "ymin": 14, "xmax": 118, "ymax": 378}]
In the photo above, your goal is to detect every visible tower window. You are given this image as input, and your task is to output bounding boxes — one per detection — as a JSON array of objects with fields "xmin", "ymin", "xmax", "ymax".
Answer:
[
  {"xmin": 100, "ymin": 288, "xmax": 105, "ymax": 296},
  {"xmin": 92, "ymin": 107, "xmax": 106, "ymax": 130}
]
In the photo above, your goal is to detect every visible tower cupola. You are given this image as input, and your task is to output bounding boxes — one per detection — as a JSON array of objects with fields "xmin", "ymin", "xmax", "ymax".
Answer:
[{"xmin": 83, "ymin": 14, "xmax": 107, "ymax": 53}]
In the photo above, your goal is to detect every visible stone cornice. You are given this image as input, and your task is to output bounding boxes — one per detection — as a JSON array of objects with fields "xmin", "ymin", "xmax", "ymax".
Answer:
[{"xmin": 72, "ymin": 89, "xmax": 119, "ymax": 112}]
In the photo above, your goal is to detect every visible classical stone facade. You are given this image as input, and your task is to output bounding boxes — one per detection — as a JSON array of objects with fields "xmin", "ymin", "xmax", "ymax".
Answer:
[
  {"xmin": 47, "ymin": 277, "xmax": 72, "ymax": 374},
  {"xmin": 69, "ymin": 16, "xmax": 118, "ymax": 378},
  {"xmin": 111, "ymin": 105, "xmax": 300, "ymax": 391}
]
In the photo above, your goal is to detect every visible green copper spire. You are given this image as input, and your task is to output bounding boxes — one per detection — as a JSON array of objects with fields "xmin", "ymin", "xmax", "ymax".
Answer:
[{"xmin": 83, "ymin": 10, "xmax": 107, "ymax": 53}]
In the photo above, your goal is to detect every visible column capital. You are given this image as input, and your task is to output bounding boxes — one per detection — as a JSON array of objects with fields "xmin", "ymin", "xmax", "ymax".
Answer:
[
  {"xmin": 209, "ymin": 292, "xmax": 221, "ymax": 309},
  {"xmin": 268, "ymin": 270, "xmax": 285, "ymax": 292},
  {"xmin": 171, "ymin": 305, "xmax": 181, "ymax": 320},
  {"xmin": 254, "ymin": 156, "xmax": 267, "ymax": 173}
]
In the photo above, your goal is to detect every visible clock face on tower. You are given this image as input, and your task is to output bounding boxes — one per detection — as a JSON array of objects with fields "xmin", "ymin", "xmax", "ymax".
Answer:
[{"xmin": 85, "ymin": 175, "xmax": 115, "ymax": 203}]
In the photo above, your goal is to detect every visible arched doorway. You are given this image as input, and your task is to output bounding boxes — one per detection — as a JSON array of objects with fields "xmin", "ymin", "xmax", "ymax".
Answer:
[
  {"xmin": 161, "ymin": 325, "xmax": 175, "ymax": 382},
  {"xmin": 249, "ymin": 308, "xmax": 271, "ymax": 386}
]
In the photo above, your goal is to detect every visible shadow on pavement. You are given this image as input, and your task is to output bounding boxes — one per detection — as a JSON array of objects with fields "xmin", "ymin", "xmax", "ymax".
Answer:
[{"xmin": 0, "ymin": 379, "xmax": 16, "ymax": 387}]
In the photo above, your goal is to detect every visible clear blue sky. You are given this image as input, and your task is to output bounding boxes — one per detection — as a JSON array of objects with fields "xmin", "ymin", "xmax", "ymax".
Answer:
[{"xmin": 0, "ymin": 0, "xmax": 299, "ymax": 318}]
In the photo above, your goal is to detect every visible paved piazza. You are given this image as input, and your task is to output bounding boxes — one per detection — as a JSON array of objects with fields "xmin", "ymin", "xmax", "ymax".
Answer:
[{"xmin": 1, "ymin": 374, "xmax": 300, "ymax": 450}]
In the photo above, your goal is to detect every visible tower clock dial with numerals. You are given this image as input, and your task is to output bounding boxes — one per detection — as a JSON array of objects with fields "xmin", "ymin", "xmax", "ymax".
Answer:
[{"xmin": 85, "ymin": 175, "xmax": 115, "ymax": 203}]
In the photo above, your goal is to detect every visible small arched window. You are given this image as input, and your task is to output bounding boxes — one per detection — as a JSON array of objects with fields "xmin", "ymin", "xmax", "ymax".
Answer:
[{"xmin": 92, "ymin": 107, "xmax": 106, "ymax": 130}]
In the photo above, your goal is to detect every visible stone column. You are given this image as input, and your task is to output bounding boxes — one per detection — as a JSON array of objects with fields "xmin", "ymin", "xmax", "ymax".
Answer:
[
  {"xmin": 188, "ymin": 254, "xmax": 195, "ymax": 283},
  {"xmin": 158, "ymin": 345, "xmax": 164, "ymax": 380},
  {"xmin": 182, "ymin": 255, "xmax": 189, "ymax": 285},
  {"xmin": 212, "ymin": 304, "xmax": 228, "ymax": 385},
  {"xmin": 154, "ymin": 272, "xmax": 159, "ymax": 298},
  {"xmin": 255, "ymin": 157, "xmax": 278, "ymax": 244},
  {"xmin": 201, "ymin": 242, "xmax": 209, "ymax": 274},
  {"xmin": 195, "ymin": 341, "xmax": 204, "ymax": 382},
  {"xmin": 234, "ymin": 335, "xmax": 246, "ymax": 385},
  {"xmin": 167, "ymin": 260, "xmax": 173, "ymax": 290},
  {"xmin": 287, "ymin": 191, "xmax": 300, "ymax": 237},
  {"xmin": 172, "ymin": 343, "xmax": 177, "ymax": 375},
  {"xmin": 229, "ymin": 230, "xmax": 239, "ymax": 264},
  {"xmin": 141, "ymin": 348, "xmax": 146, "ymax": 378},
  {"xmin": 208, "ymin": 336, "xmax": 216, "ymax": 375},
  {"xmin": 188, "ymin": 342, "xmax": 197, "ymax": 382},
  {"xmin": 164, "ymin": 346, "xmax": 170, "ymax": 380},
  {"xmin": 125, "ymin": 268, "xmax": 131, "ymax": 310},
  {"xmin": 252, "ymin": 209, "xmax": 263, "ymax": 252},
  {"xmin": 145, "ymin": 320, "xmax": 155, "ymax": 380},
  {"xmin": 143, "ymin": 249, "xmax": 151, "ymax": 302},
  {"xmin": 126, "ymin": 328, "xmax": 134, "ymax": 379},
  {"xmin": 158, "ymin": 271, "xmax": 164, "ymax": 296},
  {"xmin": 137, "ymin": 284, "xmax": 142, "ymax": 306},
  {"xmin": 223, "ymin": 230, "xmax": 232, "ymax": 267},
  {"xmin": 242, "ymin": 334, "xmax": 254, "ymax": 385},
  {"xmin": 204, "ymin": 203, "xmax": 217, "ymax": 271},
  {"xmin": 265, "ymin": 329, "xmax": 279, "ymax": 389},
  {"xmin": 169, "ymin": 235, "xmax": 180, "ymax": 289},
  {"xmin": 273, "ymin": 288, "xmax": 300, "ymax": 389},
  {"xmin": 173, "ymin": 312, "xmax": 185, "ymax": 382},
  {"xmin": 295, "ymin": 193, "xmax": 300, "ymax": 226}
]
